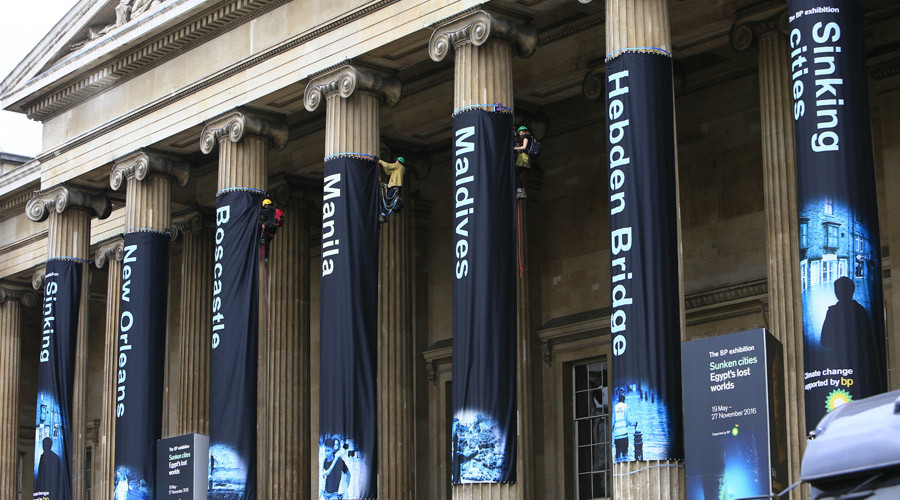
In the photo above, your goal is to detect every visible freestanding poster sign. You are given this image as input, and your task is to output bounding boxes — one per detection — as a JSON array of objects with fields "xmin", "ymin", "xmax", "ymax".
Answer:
[
  {"xmin": 682, "ymin": 329, "xmax": 788, "ymax": 500},
  {"xmin": 155, "ymin": 433, "xmax": 209, "ymax": 500}
]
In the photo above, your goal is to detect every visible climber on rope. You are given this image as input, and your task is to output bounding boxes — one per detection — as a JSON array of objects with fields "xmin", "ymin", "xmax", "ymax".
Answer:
[
  {"xmin": 513, "ymin": 125, "xmax": 540, "ymax": 199},
  {"xmin": 259, "ymin": 197, "xmax": 284, "ymax": 262},
  {"xmin": 378, "ymin": 155, "xmax": 406, "ymax": 222}
]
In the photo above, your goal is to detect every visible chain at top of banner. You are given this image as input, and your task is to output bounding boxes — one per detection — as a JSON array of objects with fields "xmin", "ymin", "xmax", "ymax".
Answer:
[
  {"xmin": 453, "ymin": 103, "xmax": 513, "ymax": 116},
  {"xmin": 46, "ymin": 256, "xmax": 91, "ymax": 264},
  {"xmin": 605, "ymin": 46, "xmax": 672, "ymax": 61},
  {"xmin": 323, "ymin": 152, "xmax": 378, "ymax": 162},
  {"xmin": 216, "ymin": 186, "xmax": 266, "ymax": 197},
  {"xmin": 124, "ymin": 227, "xmax": 170, "ymax": 235}
]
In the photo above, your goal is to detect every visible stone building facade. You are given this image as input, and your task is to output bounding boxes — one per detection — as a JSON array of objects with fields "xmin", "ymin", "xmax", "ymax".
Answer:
[{"xmin": 0, "ymin": 0, "xmax": 899, "ymax": 499}]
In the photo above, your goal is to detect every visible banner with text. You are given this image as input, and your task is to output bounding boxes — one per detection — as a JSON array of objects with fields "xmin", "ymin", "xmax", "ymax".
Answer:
[
  {"xmin": 114, "ymin": 231, "xmax": 170, "ymax": 500},
  {"xmin": 318, "ymin": 156, "xmax": 378, "ymax": 499},
  {"xmin": 682, "ymin": 329, "xmax": 788, "ymax": 500},
  {"xmin": 209, "ymin": 189, "xmax": 262, "ymax": 500},
  {"xmin": 788, "ymin": 0, "xmax": 887, "ymax": 432},
  {"xmin": 606, "ymin": 52, "xmax": 684, "ymax": 463},
  {"xmin": 450, "ymin": 109, "xmax": 517, "ymax": 484},
  {"xmin": 33, "ymin": 259, "xmax": 82, "ymax": 500}
]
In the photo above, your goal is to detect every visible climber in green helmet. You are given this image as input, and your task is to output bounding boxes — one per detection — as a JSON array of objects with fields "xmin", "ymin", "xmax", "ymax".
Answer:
[
  {"xmin": 378, "ymin": 155, "xmax": 406, "ymax": 221},
  {"xmin": 513, "ymin": 125, "xmax": 534, "ymax": 199}
]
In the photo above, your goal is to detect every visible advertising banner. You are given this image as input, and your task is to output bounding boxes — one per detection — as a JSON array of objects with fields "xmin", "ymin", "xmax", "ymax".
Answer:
[
  {"xmin": 209, "ymin": 189, "xmax": 262, "ymax": 500},
  {"xmin": 787, "ymin": 0, "xmax": 887, "ymax": 431},
  {"xmin": 450, "ymin": 109, "xmax": 517, "ymax": 484},
  {"xmin": 318, "ymin": 156, "xmax": 379, "ymax": 499},
  {"xmin": 606, "ymin": 52, "xmax": 684, "ymax": 463},
  {"xmin": 114, "ymin": 231, "xmax": 171, "ymax": 500},
  {"xmin": 156, "ymin": 433, "xmax": 210, "ymax": 500},
  {"xmin": 682, "ymin": 329, "xmax": 788, "ymax": 500},
  {"xmin": 33, "ymin": 259, "xmax": 82, "ymax": 500}
]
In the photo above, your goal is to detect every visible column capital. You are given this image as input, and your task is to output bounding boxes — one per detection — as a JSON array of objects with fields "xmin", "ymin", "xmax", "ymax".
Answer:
[
  {"xmin": 0, "ymin": 285, "xmax": 38, "ymax": 307},
  {"xmin": 170, "ymin": 210, "xmax": 211, "ymax": 241},
  {"xmin": 94, "ymin": 236, "xmax": 125, "ymax": 269},
  {"xmin": 200, "ymin": 110, "xmax": 288, "ymax": 155},
  {"xmin": 730, "ymin": 9, "xmax": 788, "ymax": 52},
  {"xmin": 110, "ymin": 150, "xmax": 190, "ymax": 191},
  {"xmin": 32, "ymin": 267, "xmax": 46, "ymax": 291},
  {"xmin": 429, "ymin": 9, "xmax": 537, "ymax": 63},
  {"xmin": 25, "ymin": 184, "xmax": 111, "ymax": 222},
  {"xmin": 304, "ymin": 63, "xmax": 401, "ymax": 112}
]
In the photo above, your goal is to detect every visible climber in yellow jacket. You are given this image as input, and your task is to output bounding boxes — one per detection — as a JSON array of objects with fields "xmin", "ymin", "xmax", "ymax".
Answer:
[{"xmin": 378, "ymin": 156, "xmax": 406, "ymax": 220}]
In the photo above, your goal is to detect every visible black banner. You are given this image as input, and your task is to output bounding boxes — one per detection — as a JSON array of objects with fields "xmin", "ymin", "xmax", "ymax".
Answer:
[
  {"xmin": 787, "ymin": 0, "xmax": 887, "ymax": 431},
  {"xmin": 606, "ymin": 52, "xmax": 683, "ymax": 463},
  {"xmin": 682, "ymin": 329, "xmax": 788, "ymax": 499},
  {"xmin": 209, "ymin": 189, "xmax": 262, "ymax": 500},
  {"xmin": 33, "ymin": 259, "xmax": 82, "ymax": 500},
  {"xmin": 450, "ymin": 109, "xmax": 517, "ymax": 484},
  {"xmin": 114, "ymin": 231, "xmax": 171, "ymax": 500},
  {"xmin": 318, "ymin": 156, "xmax": 378, "ymax": 499}
]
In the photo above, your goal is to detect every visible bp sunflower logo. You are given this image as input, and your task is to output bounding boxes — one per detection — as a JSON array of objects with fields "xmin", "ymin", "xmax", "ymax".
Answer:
[{"xmin": 825, "ymin": 389, "xmax": 852, "ymax": 412}]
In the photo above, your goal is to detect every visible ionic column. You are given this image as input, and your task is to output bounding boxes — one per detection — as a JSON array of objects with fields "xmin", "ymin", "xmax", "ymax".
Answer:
[
  {"xmin": 430, "ymin": 10, "xmax": 536, "ymax": 500},
  {"xmin": 201, "ymin": 110, "xmax": 287, "ymax": 497},
  {"xmin": 305, "ymin": 63, "xmax": 402, "ymax": 498},
  {"xmin": 94, "ymin": 238, "xmax": 124, "ymax": 500},
  {"xmin": 606, "ymin": 1, "xmax": 685, "ymax": 498},
  {"xmin": 257, "ymin": 178, "xmax": 312, "ymax": 498},
  {"xmin": 111, "ymin": 151, "xmax": 189, "ymax": 232},
  {"xmin": 0, "ymin": 286, "xmax": 36, "ymax": 499},
  {"xmin": 27, "ymin": 185, "xmax": 111, "ymax": 500},
  {"xmin": 731, "ymin": 14, "xmax": 806, "ymax": 496},
  {"xmin": 171, "ymin": 212, "xmax": 213, "ymax": 436}
]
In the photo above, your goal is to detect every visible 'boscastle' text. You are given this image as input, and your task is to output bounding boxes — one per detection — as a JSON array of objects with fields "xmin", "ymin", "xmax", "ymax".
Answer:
[
  {"xmin": 212, "ymin": 206, "xmax": 229, "ymax": 349},
  {"xmin": 608, "ymin": 69, "xmax": 634, "ymax": 358}
]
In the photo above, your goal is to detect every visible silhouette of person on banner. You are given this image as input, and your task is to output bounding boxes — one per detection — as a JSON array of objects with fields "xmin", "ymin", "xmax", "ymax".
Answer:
[
  {"xmin": 322, "ymin": 438, "xmax": 350, "ymax": 499},
  {"xmin": 820, "ymin": 276, "xmax": 872, "ymax": 351},
  {"xmin": 36, "ymin": 437, "xmax": 63, "ymax": 499}
]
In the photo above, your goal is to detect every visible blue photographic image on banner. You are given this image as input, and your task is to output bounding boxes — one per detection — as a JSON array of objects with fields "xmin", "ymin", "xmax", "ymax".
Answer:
[
  {"xmin": 452, "ymin": 410, "xmax": 510, "ymax": 482},
  {"xmin": 113, "ymin": 466, "xmax": 150, "ymax": 500},
  {"xmin": 611, "ymin": 385, "xmax": 673, "ymax": 462},
  {"xmin": 33, "ymin": 391, "xmax": 66, "ymax": 498},
  {"xmin": 687, "ymin": 426, "xmax": 766, "ymax": 500},
  {"xmin": 208, "ymin": 443, "xmax": 249, "ymax": 500},
  {"xmin": 317, "ymin": 435, "xmax": 371, "ymax": 499}
]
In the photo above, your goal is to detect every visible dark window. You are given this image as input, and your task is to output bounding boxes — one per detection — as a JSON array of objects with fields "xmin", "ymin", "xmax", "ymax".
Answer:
[
  {"xmin": 573, "ymin": 359, "xmax": 610, "ymax": 499},
  {"xmin": 825, "ymin": 223, "xmax": 839, "ymax": 250},
  {"xmin": 825, "ymin": 198, "xmax": 833, "ymax": 215},
  {"xmin": 800, "ymin": 220, "xmax": 808, "ymax": 249}
]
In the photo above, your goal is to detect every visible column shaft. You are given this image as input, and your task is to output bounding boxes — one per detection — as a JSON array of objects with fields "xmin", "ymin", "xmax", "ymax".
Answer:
[
  {"xmin": 175, "ymin": 230, "xmax": 213, "ymax": 435},
  {"xmin": 606, "ymin": 1, "xmax": 685, "ymax": 498},
  {"xmin": 0, "ymin": 299, "xmax": 21, "ymax": 499},
  {"xmin": 218, "ymin": 136, "xmax": 269, "ymax": 191},
  {"xmin": 378, "ymin": 201, "xmax": 414, "ymax": 499},
  {"xmin": 125, "ymin": 175, "xmax": 171, "ymax": 231},
  {"xmin": 758, "ymin": 31, "xmax": 805, "ymax": 494},
  {"xmin": 48, "ymin": 209, "xmax": 92, "ymax": 500},
  {"xmin": 452, "ymin": 29, "xmax": 518, "ymax": 500},
  {"xmin": 261, "ymin": 197, "xmax": 310, "ymax": 497},
  {"xmin": 324, "ymin": 92, "xmax": 380, "ymax": 156},
  {"xmin": 97, "ymin": 257, "xmax": 123, "ymax": 500},
  {"xmin": 515, "ymin": 201, "xmax": 534, "ymax": 499}
]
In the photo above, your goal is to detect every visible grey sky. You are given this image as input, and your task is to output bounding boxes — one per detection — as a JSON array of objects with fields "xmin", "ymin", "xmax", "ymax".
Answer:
[{"xmin": 0, "ymin": 1, "xmax": 77, "ymax": 157}]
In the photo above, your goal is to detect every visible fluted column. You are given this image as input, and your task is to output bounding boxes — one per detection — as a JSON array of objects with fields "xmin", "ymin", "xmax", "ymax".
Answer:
[
  {"xmin": 0, "ymin": 286, "xmax": 36, "ymax": 499},
  {"xmin": 172, "ymin": 213, "xmax": 213, "ymax": 436},
  {"xmin": 94, "ymin": 238, "xmax": 124, "ymax": 500},
  {"xmin": 430, "ymin": 10, "xmax": 536, "ymax": 500},
  {"xmin": 606, "ymin": 1, "xmax": 685, "ymax": 498},
  {"xmin": 259, "ymin": 181, "xmax": 311, "ymax": 498},
  {"xmin": 378, "ymin": 188, "xmax": 414, "ymax": 500},
  {"xmin": 732, "ymin": 14, "xmax": 805, "ymax": 497},
  {"xmin": 26, "ymin": 185, "xmax": 111, "ymax": 500},
  {"xmin": 201, "ymin": 110, "xmax": 286, "ymax": 497}
]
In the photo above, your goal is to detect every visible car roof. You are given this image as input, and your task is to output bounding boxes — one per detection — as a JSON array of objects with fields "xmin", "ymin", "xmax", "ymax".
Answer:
[{"xmin": 801, "ymin": 389, "xmax": 900, "ymax": 482}]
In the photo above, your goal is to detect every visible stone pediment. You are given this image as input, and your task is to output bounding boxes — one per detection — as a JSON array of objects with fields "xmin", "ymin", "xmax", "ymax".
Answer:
[{"xmin": 0, "ymin": 0, "xmax": 291, "ymax": 121}]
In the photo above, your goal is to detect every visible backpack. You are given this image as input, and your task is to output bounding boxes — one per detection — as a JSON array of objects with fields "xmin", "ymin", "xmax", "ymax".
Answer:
[{"xmin": 527, "ymin": 135, "xmax": 542, "ymax": 157}]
